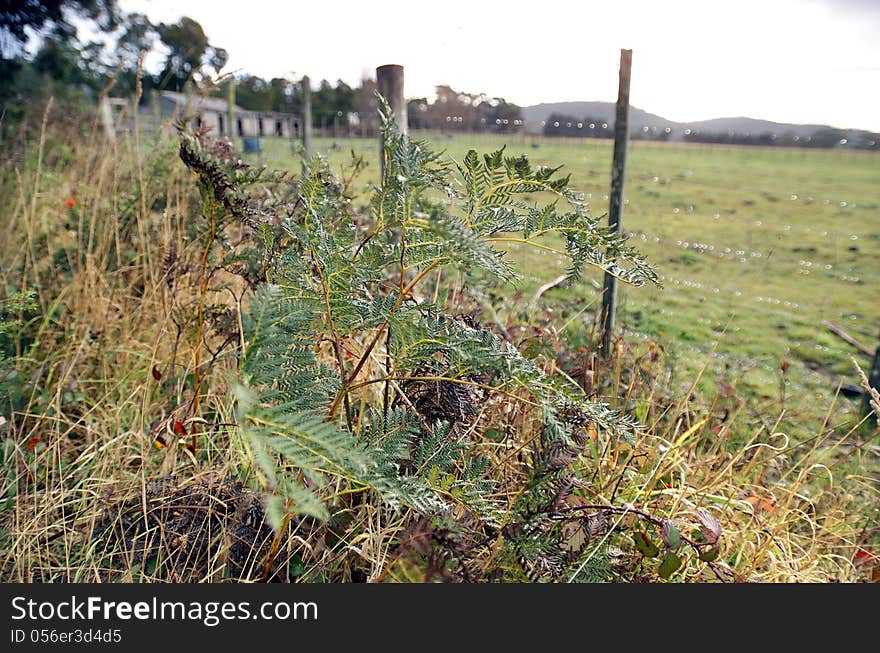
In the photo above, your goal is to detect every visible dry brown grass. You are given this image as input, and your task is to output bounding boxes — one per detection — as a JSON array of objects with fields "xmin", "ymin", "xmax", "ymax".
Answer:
[{"xmin": 0, "ymin": 100, "xmax": 248, "ymax": 581}]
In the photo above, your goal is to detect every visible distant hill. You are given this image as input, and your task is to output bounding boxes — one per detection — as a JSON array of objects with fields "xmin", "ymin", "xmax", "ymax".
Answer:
[
  {"xmin": 521, "ymin": 102, "xmax": 676, "ymax": 133},
  {"xmin": 520, "ymin": 101, "xmax": 878, "ymax": 146},
  {"xmin": 684, "ymin": 117, "xmax": 828, "ymax": 138}
]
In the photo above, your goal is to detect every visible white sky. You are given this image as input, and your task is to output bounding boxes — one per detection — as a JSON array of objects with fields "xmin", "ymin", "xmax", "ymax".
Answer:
[{"xmin": 119, "ymin": 0, "xmax": 880, "ymax": 131}]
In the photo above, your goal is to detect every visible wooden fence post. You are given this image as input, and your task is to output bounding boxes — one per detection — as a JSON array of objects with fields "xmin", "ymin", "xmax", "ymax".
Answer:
[
  {"xmin": 600, "ymin": 48, "xmax": 633, "ymax": 358},
  {"xmin": 376, "ymin": 64, "xmax": 407, "ymax": 179},
  {"xmin": 302, "ymin": 75, "xmax": 312, "ymax": 162},
  {"xmin": 99, "ymin": 96, "xmax": 116, "ymax": 141}
]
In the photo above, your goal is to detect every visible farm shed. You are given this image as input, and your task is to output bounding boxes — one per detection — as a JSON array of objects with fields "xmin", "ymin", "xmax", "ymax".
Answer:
[{"xmin": 149, "ymin": 91, "xmax": 301, "ymax": 139}]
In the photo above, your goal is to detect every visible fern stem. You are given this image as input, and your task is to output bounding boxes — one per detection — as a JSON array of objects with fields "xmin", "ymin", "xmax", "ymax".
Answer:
[
  {"xmin": 190, "ymin": 199, "xmax": 216, "ymax": 452},
  {"xmin": 328, "ymin": 260, "xmax": 440, "ymax": 417},
  {"xmin": 308, "ymin": 232, "xmax": 355, "ymax": 432},
  {"xmin": 383, "ymin": 326, "xmax": 392, "ymax": 429},
  {"xmin": 485, "ymin": 236, "xmax": 565, "ymax": 254},
  {"xmin": 259, "ymin": 510, "xmax": 291, "ymax": 582}
]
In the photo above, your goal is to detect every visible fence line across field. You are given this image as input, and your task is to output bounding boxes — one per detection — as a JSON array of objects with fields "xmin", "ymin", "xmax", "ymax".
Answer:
[
  {"xmin": 307, "ymin": 131, "xmax": 875, "ymax": 245},
  {"xmin": 624, "ymin": 230, "xmax": 879, "ymax": 285},
  {"xmin": 357, "ymin": 60, "xmax": 879, "ymax": 412}
]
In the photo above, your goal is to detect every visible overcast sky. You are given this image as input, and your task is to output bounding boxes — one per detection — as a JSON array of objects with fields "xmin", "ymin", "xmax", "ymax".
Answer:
[{"xmin": 119, "ymin": 0, "xmax": 880, "ymax": 131}]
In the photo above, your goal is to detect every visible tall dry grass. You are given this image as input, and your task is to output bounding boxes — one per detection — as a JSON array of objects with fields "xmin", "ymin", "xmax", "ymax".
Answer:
[{"xmin": 1, "ymin": 99, "xmax": 246, "ymax": 581}]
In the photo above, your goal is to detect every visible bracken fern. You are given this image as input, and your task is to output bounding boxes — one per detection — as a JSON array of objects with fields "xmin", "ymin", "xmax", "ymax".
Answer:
[{"xmin": 178, "ymin": 104, "xmax": 661, "ymax": 581}]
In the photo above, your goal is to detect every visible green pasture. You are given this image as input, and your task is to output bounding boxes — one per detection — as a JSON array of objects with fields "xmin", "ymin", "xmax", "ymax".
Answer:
[{"xmin": 249, "ymin": 132, "xmax": 880, "ymax": 435}]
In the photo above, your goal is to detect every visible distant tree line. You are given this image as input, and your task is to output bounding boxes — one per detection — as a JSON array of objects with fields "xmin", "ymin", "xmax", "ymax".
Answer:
[
  {"xmin": 0, "ymin": 3, "xmax": 365, "ymax": 135},
  {"xmin": 407, "ymin": 85, "xmax": 523, "ymax": 133},
  {"xmin": 1, "ymin": 4, "xmax": 523, "ymax": 139},
  {"xmin": 3, "ymin": 4, "xmax": 874, "ymax": 148},
  {"xmin": 543, "ymin": 113, "xmax": 879, "ymax": 150},
  {"xmin": 227, "ymin": 75, "xmax": 357, "ymax": 131},
  {"xmin": 1, "ymin": 2, "xmax": 229, "ymax": 115}
]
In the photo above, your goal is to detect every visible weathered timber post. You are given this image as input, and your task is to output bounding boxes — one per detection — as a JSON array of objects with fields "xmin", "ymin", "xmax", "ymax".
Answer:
[
  {"xmin": 302, "ymin": 75, "xmax": 312, "ymax": 162},
  {"xmin": 227, "ymin": 78, "xmax": 236, "ymax": 140},
  {"xmin": 600, "ymin": 48, "xmax": 633, "ymax": 358},
  {"xmin": 99, "ymin": 96, "xmax": 115, "ymax": 141},
  {"xmin": 376, "ymin": 64, "xmax": 407, "ymax": 179},
  {"xmin": 375, "ymin": 65, "xmax": 407, "ymax": 421}
]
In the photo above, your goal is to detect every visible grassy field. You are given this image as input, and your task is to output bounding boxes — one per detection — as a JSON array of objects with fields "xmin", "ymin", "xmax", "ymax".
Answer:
[
  {"xmin": 254, "ymin": 132, "xmax": 880, "ymax": 437},
  {"xmin": 2, "ymin": 114, "xmax": 878, "ymax": 583}
]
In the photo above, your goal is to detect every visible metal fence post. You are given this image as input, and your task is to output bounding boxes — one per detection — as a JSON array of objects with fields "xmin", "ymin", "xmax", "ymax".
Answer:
[{"xmin": 600, "ymin": 49, "xmax": 633, "ymax": 357}]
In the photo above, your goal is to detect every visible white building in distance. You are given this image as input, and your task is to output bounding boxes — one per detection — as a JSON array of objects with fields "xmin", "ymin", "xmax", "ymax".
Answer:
[{"xmin": 150, "ymin": 90, "xmax": 301, "ymax": 139}]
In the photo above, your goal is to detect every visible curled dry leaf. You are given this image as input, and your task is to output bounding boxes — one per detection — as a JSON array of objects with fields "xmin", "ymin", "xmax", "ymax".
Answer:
[
  {"xmin": 560, "ymin": 521, "xmax": 588, "ymax": 555},
  {"xmin": 695, "ymin": 509, "xmax": 722, "ymax": 545},
  {"xmin": 745, "ymin": 494, "xmax": 776, "ymax": 515}
]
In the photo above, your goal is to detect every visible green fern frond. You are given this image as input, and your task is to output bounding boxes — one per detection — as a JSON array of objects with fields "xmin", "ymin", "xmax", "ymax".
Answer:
[{"xmin": 179, "ymin": 111, "xmax": 658, "ymax": 580}]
